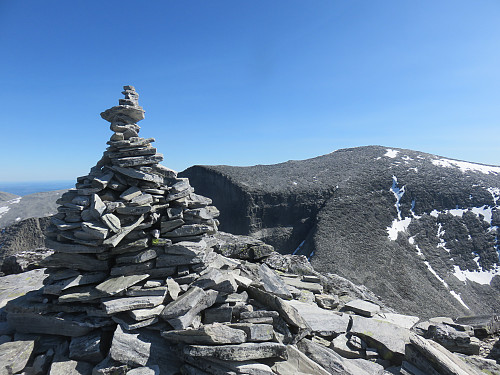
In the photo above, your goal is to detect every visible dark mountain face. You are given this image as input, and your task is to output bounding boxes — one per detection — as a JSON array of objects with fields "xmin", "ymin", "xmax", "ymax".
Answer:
[{"xmin": 181, "ymin": 146, "xmax": 500, "ymax": 318}]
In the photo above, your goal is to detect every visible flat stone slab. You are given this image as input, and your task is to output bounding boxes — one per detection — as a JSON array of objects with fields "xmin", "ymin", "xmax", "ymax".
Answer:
[
  {"xmin": 7, "ymin": 312, "xmax": 102, "ymax": 337},
  {"xmin": 48, "ymin": 359, "xmax": 94, "ymax": 375},
  {"xmin": 374, "ymin": 312, "xmax": 420, "ymax": 329},
  {"xmin": 287, "ymin": 300, "xmax": 350, "ymax": 336},
  {"xmin": 407, "ymin": 333, "xmax": 479, "ymax": 375},
  {"xmin": 258, "ymin": 264, "xmax": 293, "ymax": 299},
  {"xmin": 102, "ymin": 296, "xmax": 165, "ymax": 315},
  {"xmin": 42, "ymin": 252, "xmax": 109, "ymax": 271},
  {"xmin": 272, "ymin": 344, "xmax": 331, "ymax": 375},
  {"xmin": 281, "ymin": 277, "xmax": 324, "ymax": 294},
  {"xmin": 110, "ymin": 326, "xmax": 181, "ymax": 373},
  {"xmin": 162, "ymin": 324, "xmax": 247, "ymax": 345},
  {"xmin": 96, "ymin": 274, "xmax": 149, "ymax": 296},
  {"xmin": 0, "ymin": 268, "xmax": 47, "ymax": 309},
  {"xmin": 350, "ymin": 315, "xmax": 411, "ymax": 363},
  {"xmin": 69, "ymin": 330, "xmax": 104, "ymax": 364},
  {"xmin": 344, "ymin": 299, "xmax": 381, "ymax": 317},
  {"xmin": 184, "ymin": 342, "xmax": 288, "ymax": 361},
  {"xmin": 0, "ymin": 339, "xmax": 34, "ymax": 375}
]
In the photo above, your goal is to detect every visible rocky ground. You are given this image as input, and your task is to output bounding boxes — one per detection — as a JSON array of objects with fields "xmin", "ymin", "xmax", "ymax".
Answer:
[
  {"xmin": 181, "ymin": 146, "xmax": 500, "ymax": 319},
  {"xmin": 1, "ymin": 234, "xmax": 500, "ymax": 374}
]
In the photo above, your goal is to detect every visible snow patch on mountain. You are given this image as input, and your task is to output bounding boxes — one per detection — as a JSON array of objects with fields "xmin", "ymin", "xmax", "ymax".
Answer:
[
  {"xmin": 0, "ymin": 197, "xmax": 22, "ymax": 219},
  {"xmin": 432, "ymin": 158, "xmax": 500, "ymax": 175},
  {"xmin": 384, "ymin": 149, "xmax": 399, "ymax": 158},
  {"xmin": 453, "ymin": 264, "xmax": 500, "ymax": 285}
]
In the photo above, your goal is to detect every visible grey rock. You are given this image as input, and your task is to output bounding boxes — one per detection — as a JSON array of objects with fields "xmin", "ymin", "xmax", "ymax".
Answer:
[
  {"xmin": 45, "ymin": 239, "xmax": 106, "ymax": 254},
  {"xmin": 109, "ymin": 326, "xmax": 181, "ymax": 373},
  {"xmin": 112, "ymin": 314, "xmax": 158, "ymax": 330},
  {"xmin": 96, "ymin": 274, "xmax": 149, "ymax": 296},
  {"xmin": 41, "ymin": 253, "xmax": 109, "ymax": 271},
  {"xmin": 1, "ymin": 249, "xmax": 54, "ymax": 274},
  {"xmin": 350, "ymin": 315, "xmax": 410, "ymax": 364},
  {"xmin": 374, "ymin": 312, "xmax": 419, "ymax": 329},
  {"xmin": 110, "ymin": 166, "xmax": 163, "ymax": 185},
  {"xmin": 115, "ymin": 249, "xmax": 157, "ymax": 265},
  {"xmin": 162, "ymin": 324, "xmax": 246, "ymax": 344},
  {"xmin": 48, "ymin": 359, "xmax": 93, "ymax": 375},
  {"xmin": 203, "ymin": 306, "xmax": 233, "ymax": 324},
  {"xmin": 81, "ymin": 221, "xmax": 109, "ymax": 240},
  {"xmin": 183, "ymin": 342, "xmax": 287, "ymax": 361},
  {"xmin": 272, "ymin": 344, "xmax": 331, "ymax": 375},
  {"xmin": 106, "ymin": 147, "xmax": 156, "ymax": 159},
  {"xmin": 288, "ymin": 300, "xmax": 350, "ymax": 336},
  {"xmin": 425, "ymin": 323, "xmax": 481, "ymax": 355},
  {"xmin": 101, "ymin": 213, "xmax": 121, "ymax": 233},
  {"xmin": 130, "ymin": 193, "xmax": 153, "ymax": 206},
  {"xmin": 331, "ymin": 333, "xmax": 363, "ymax": 359},
  {"xmin": 454, "ymin": 315, "xmax": 500, "ymax": 336},
  {"xmin": 166, "ymin": 277, "xmax": 181, "ymax": 300},
  {"xmin": 58, "ymin": 286, "xmax": 105, "ymax": 303},
  {"xmin": 156, "ymin": 253, "xmax": 205, "ymax": 267},
  {"xmin": 163, "ymin": 289, "xmax": 218, "ymax": 330},
  {"xmin": 115, "ymin": 205, "xmax": 151, "ymax": 215},
  {"xmin": 129, "ymin": 304, "xmax": 165, "ymax": 321},
  {"xmin": 315, "ymin": 293, "xmax": 339, "ymax": 309},
  {"xmin": 162, "ymin": 224, "xmax": 211, "ymax": 238},
  {"xmin": 69, "ymin": 330, "xmax": 104, "ymax": 364},
  {"xmin": 0, "ymin": 339, "xmax": 34, "ymax": 375},
  {"xmin": 102, "ymin": 295, "xmax": 165, "ymax": 315},
  {"xmin": 90, "ymin": 194, "xmax": 106, "ymax": 219},
  {"xmin": 7, "ymin": 312, "xmax": 99, "ymax": 337},
  {"xmin": 297, "ymin": 338, "xmax": 377, "ymax": 375},
  {"xmin": 92, "ymin": 355, "xmax": 128, "ymax": 375},
  {"xmin": 109, "ymin": 325, "xmax": 150, "ymax": 366},
  {"xmin": 126, "ymin": 366, "xmax": 160, "ymax": 375},
  {"xmin": 281, "ymin": 277, "xmax": 323, "ymax": 294},
  {"xmin": 228, "ymin": 323, "xmax": 274, "ymax": 342},
  {"xmin": 246, "ymin": 286, "xmax": 310, "ymax": 331},
  {"xmin": 126, "ymin": 286, "xmax": 168, "ymax": 297},
  {"xmin": 407, "ymin": 333, "xmax": 479, "ymax": 375},
  {"xmin": 160, "ymin": 218, "xmax": 185, "ymax": 233},
  {"xmin": 258, "ymin": 264, "xmax": 293, "ymax": 299},
  {"xmin": 344, "ymin": 299, "xmax": 381, "ymax": 317},
  {"xmin": 102, "ymin": 215, "xmax": 145, "ymax": 247},
  {"xmin": 112, "ymin": 154, "xmax": 163, "ymax": 168}
]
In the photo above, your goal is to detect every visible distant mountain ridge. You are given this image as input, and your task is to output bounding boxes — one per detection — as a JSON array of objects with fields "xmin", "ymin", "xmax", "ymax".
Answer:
[
  {"xmin": 0, "ymin": 190, "xmax": 67, "ymax": 229},
  {"xmin": 181, "ymin": 145, "xmax": 500, "ymax": 318}
]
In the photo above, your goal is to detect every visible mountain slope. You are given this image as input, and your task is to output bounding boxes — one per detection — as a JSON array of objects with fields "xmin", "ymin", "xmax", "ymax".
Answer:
[
  {"xmin": 180, "ymin": 146, "xmax": 500, "ymax": 318},
  {"xmin": 0, "ymin": 190, "xmax": 67, "ymax": 229}
]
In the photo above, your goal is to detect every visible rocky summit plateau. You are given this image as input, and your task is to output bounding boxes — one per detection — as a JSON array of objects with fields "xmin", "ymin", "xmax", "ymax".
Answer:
[{"xmin": 0, "ymin": 86, "xmax": 499, "ymax": 375}]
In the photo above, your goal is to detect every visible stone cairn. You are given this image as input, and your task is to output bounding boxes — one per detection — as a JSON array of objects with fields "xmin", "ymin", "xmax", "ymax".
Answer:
[{"xmin": 3, "ymin": 86, "xmax": 498, "ymax": 375}]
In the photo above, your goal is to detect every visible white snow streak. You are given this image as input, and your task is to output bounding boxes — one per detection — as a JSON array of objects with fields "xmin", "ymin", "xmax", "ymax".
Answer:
[
  {"xmin": 408, "ymin": 237, "xmax": 470, "ymax": 309},
  {"xmin": 488, "ymin": 187, "xmax": 500, "ymax": 205},
  {"xmin": 387, "ymin": 176, "xmax": 412, "ymax": 240},
  {"xmin": 432, "ymin": 158, "xmax": 500, "ymax": 175}
]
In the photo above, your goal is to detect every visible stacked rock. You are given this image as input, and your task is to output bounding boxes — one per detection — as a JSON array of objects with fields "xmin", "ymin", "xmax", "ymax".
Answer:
[{"xmin": 9, "ymin": 86, "xmax": 222, "ymax": 333}]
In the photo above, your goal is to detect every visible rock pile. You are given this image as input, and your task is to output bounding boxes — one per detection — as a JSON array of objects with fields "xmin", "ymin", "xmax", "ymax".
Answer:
[{"xmin": 1, "ymin": 86, "xmax": 499, "ymax": 375}]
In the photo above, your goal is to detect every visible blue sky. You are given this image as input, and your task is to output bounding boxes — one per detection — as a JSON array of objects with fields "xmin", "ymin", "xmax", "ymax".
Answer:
[{"xmin": 1, "ymin": 1, "xmax": 499, "ymax": 182}]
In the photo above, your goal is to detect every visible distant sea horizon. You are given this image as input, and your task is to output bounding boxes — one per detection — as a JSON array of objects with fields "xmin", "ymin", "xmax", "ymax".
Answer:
[{"xmin": 0, "ymin": 180, "xmax": 74, "ymax": 196}]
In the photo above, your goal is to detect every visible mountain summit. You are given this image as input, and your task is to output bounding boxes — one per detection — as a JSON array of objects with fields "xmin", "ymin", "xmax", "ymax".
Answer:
[{"xmin": 181, "ymin": 146, "xmax": 500, "ymax": 318}]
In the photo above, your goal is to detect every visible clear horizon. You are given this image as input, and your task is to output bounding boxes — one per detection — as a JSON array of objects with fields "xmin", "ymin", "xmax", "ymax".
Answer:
[{"xmin": 1, "ymin": 1, "xmax": 499, "ymax": 182}]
